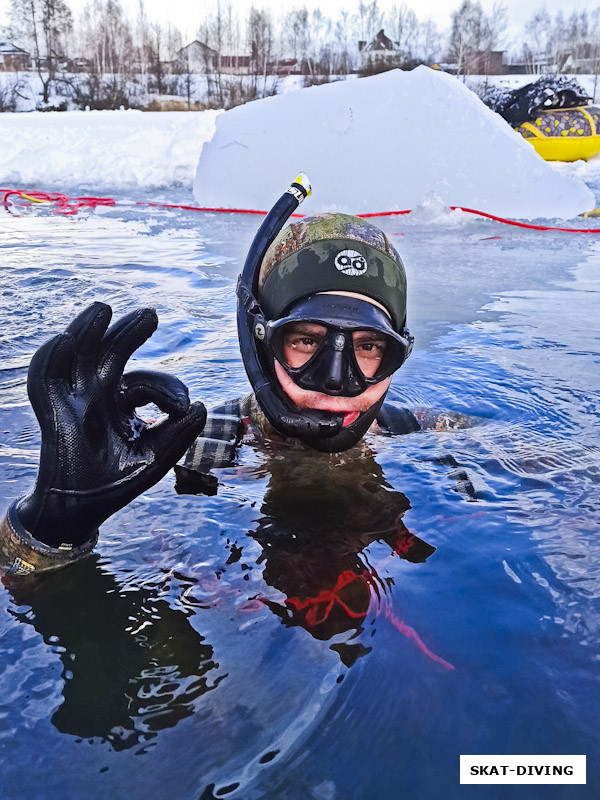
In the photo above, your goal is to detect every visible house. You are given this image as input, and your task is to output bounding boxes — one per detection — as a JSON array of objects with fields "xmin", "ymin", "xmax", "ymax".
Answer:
[
  {"xmin": 358, "ymin": 29, "xmax": 403, "ymax": 71},
  {"xmin": 176, "ymin": 40, "xmax": 219, "ymax": 72},
  {"xmin": 469, "ymin": 50, "xmax": 505, "ymax": 75},
  {"xmin": 0, "ymin": 41, "xmax": 30, "ymax": 72},
  {"xmin": 441, "ymin": 50, "xmax": 511, "ymax": 76},
  {"xmin": 267, "ymin": 58, "xmax": 298, "ymax": 76},
  {"xmin": 504, "ymin": 50, "xmax": 564, "ymax": 75},
  {"xmin": 67, "ymin": 57, "xmax": 92, "ymax": 73},
  {"xmin": 220, "ymin": 53, "xmax": 251, "ymax": 75}
]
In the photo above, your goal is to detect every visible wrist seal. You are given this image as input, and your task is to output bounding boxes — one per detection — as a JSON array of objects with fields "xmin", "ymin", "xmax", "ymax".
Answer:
[{"xmin": 0, "ymin": 500, "xmax": 98, "ymax": 578}]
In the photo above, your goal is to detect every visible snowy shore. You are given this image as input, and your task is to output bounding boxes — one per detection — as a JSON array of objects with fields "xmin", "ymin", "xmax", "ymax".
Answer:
[
  {"xmin": 2, "ymin": 72, "xmax": 600, "ymax": 216},
  {"xmin": 0, "ymin": 109, "xmax": 220, "ymax": 192}
]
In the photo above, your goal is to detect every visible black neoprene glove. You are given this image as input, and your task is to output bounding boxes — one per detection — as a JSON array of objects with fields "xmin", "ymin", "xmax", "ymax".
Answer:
[{"xmin": 16, "ymin": 302, "xmax": 207, "ymax": 549}]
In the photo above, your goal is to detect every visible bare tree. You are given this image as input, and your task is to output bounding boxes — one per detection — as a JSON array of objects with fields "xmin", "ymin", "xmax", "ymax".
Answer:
[
  {"xmin": 10, "ymin": 0, "xmax": 73, "ymax": 104},
  {"xmin": 522, "ymin": 8, "xmax": 552, "ymax": 73},
  {"xmin": 71, "ymin": 0, "xmax": 134, "ymax": 109},
  {"xmin": 487, "ymin": 1, "xmax": 509, "ymax": 50},
  {"xmin": 355, "ymin": 0, "xmax": 383, "ymax": 43},
  {"xmin": 150, "ymin": 21, "xmax": 163, "ymax": 94},
  {"xmin": 519, "ymin": 6, "xmax": 598, "ymax": 74},
  {"xmin": 418, "ymin": 18, "xmax": 442, "ymax": 65},
  {"xmin": 448, "ymin": 0, "xmax": 501, "ymax": 76},
  {"xmin": 332, "ymin": 9, "xmax": 354, "ymax": 74},
  {"xmin": 136, "ymin": 0, "xmax": 151, "ymax": 101},
  {"xmin": 388, "ymin": 4, "xmax": 419, "ymax": 61},
  {"xmin": 283, "ymin": 7, "xmax": 310, "ymax": 65},
  {"xmin": 196, "ymin": 1, "xmax": 226, "ymax": 108},
  {"xmin": 247, "ymin": 7, "xmax": 275, "ymax": 97}
]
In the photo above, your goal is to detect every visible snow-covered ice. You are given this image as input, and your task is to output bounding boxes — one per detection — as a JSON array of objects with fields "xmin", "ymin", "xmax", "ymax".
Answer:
[
  {"xmin": 1, "ymin": 69, "xmax": 600, "ymax": 220},
  {"xmin": 0, "ymin": 109, "xmax": 220, "ymax": 191},
  {"xmin": 193, "ymin": 67, "xmax": 595, "ymax": 220}
]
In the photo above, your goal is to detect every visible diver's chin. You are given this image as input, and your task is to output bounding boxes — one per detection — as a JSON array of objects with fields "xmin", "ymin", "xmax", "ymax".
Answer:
[{"xmin": 273, "ymin": 361, "xmax": 391, "ymax": 419}]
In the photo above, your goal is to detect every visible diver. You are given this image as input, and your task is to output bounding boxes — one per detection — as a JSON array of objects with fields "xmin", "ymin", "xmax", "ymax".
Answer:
[{"xmin": 0, "ymin": 174, "xmax": 469, "ymax": 578}]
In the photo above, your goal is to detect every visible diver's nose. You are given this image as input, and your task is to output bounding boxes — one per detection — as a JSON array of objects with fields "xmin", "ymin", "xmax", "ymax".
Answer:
[{"xmin": 322, "ymin": 334, "xmax": 345, "ymax": 393}]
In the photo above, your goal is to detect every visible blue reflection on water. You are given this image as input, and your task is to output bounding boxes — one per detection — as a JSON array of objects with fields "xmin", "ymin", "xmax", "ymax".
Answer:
[{"xmin": 0, "ymin": 194, "xmax": 599, "ymax": 799}]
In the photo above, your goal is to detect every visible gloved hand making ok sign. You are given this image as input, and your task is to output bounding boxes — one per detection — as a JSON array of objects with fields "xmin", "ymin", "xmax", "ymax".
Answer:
[{"xmin": 15, "ymin": 302, "xmax": 207, "ymax": 550}]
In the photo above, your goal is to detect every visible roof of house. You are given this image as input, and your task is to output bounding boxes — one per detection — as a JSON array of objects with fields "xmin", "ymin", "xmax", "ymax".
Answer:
[
  {"xmin": 0, "ymin": 41, "xmax": 29, "ymax": 56},
  {"xmin": 363, "ymin": 29, "xmax": 399, "ymax": 53},
  {"xmin": 177, "ymin": 40, "xmax": 219, "ymax": 58}
]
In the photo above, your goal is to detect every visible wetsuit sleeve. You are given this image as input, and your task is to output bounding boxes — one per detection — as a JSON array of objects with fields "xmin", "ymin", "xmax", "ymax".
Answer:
[
  {"xmin": 376, "ymin": 403, "xmax": 422, "ymax": 434},
  {"xmin": 411, "ymin": 407, "xmax": 478, "ymax": 431},
  {"xmin": 174, "ymin": 399, "xmax": 244, "ymax": 496},
  {"xmin": 0, "ymin": 501, "xmax": 98, "ymax": 578}
]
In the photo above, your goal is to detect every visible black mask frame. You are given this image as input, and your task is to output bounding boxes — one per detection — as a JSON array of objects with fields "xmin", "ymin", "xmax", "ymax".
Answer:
[{"xmin": 266, "ymin": 295, "xmax": 413, "ymax": 398}]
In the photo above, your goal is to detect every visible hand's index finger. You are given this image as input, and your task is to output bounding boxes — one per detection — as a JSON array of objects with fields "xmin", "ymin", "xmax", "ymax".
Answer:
[
  {"xmin": 65, "ymin": 302, "xmax": 112, "ymax": 359},
  {"xmin": 27, "ymin": 332, "xmax": 76, "ymax": 415},
  {"xmin": 97, "ymin": 308, "xmax": 158, "ymax": 385}
]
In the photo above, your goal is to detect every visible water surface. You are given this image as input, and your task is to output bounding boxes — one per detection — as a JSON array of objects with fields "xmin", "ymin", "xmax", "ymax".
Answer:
[{"xmin": 1, "ymin": 194, "xmax": 599, "ymax": 799}]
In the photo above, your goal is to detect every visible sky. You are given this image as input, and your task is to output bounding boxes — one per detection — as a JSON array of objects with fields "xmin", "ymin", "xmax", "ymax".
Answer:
[{"xmin": 1, "ymin": 0, "xmax": 599, "ymax": 41}]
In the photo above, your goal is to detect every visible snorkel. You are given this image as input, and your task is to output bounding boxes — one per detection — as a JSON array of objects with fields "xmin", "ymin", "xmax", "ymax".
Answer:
[{"xmin": 236, "ymin": 174, "xmax": 345, "ymax": 440}]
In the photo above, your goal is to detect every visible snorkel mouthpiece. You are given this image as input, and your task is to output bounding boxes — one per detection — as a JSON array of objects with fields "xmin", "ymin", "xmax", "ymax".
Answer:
[{"xmin": 236, "ymin": 175, "xmax": 345, "ymax": 441}]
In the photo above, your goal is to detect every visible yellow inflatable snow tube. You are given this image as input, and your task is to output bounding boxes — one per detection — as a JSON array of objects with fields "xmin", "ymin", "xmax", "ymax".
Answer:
[{"xmin": 516, "ymin": 106, "xmax": 600, "ymax": 161}]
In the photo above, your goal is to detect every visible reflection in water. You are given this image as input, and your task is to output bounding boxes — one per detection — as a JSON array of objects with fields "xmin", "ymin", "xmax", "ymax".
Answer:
[
  {"xmin": 247, "ymin": 442, "xmax": 448, "ymax": 668},
  {"xmin": 7, "ymin": 557, "xmax": 221, "ymax": 750},
  {"xmin": 3, "ymin": 437, "xmax": 451, "ymax": 757}
]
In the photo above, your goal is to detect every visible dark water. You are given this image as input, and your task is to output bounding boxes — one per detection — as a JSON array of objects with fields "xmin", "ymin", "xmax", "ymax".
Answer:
[{"xmin": 1, "ymin": 194, "xmax": 599, "ymax": 799}]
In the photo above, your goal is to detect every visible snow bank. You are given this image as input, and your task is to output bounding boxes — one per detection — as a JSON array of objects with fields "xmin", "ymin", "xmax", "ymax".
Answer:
[
  {"xmin": 193, "ymin": 67, "xmax": 595, "ymax": 220},
  {"xmin": 0, "ymin": 109, "xmax": 220, "ymax": 191}
]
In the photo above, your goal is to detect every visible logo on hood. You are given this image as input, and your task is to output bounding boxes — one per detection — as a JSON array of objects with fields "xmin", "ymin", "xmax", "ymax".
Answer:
[{"xmin": 334, "ymin": 249, "xmax": 367, "ymax": 276}]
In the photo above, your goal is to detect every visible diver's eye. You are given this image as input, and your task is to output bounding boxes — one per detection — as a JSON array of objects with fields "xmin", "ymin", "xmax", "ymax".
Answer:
[
  {"xmin": 352, "ymin": 333, "xmax": 387, "ymax": 360},
  {"xmin": 288, "ymin": 335, "xmax": 320, "ymax": 352},
  {"xmin": 280, "ymin": 323, "xmax": 327, "ymax": 368},
  {"xmin": 352, "ymin": 332, "xmax": 388, "ymax": 377}
]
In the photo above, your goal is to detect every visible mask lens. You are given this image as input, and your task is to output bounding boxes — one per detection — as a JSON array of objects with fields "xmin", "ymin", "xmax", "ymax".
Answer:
[
  {"xmin": 351, "ymin": 330, "xmax": 389, "ymax": 378},
  {"xmin": 274, "ymin": 321, "xmax": 328, "ymax": 368}
]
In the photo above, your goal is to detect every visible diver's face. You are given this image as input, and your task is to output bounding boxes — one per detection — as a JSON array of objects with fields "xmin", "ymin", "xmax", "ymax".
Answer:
[{"xmin": 273, "ymin": 293, "xmax": 394, "ymax": 425}]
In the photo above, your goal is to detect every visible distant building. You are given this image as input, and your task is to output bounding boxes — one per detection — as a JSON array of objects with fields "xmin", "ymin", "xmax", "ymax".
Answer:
[
  {"xmin": 267, "ymin": 58, "xmax": 298, "ymax": 76},
  {"xmin": 67, "ymin": 57, "xmax": 92, "ymax": 73},
  {"xmin": 440, "ymin": 50, "xmax": 511, "ymax": 75},
  {"xmin": 176, "ymin": 41, "xmax": 219, "ymax": 72},
  {"xmin": 358, "ymin": 29, "xmax": 403, "ymax": 71},
  {"xmin": 469, "ymin": 50, "xmax": 505, "ymax": 75},
  {"xmin": 0, "ymin": 41, "xmax": 30, "ymax": 72},
  {"xmin": 220, "ymin": 53, "xmax": 251, "ymax": 75},
  {"xmin": 174, "ymin": 41, "xmax": 297, "ymax": 76}
]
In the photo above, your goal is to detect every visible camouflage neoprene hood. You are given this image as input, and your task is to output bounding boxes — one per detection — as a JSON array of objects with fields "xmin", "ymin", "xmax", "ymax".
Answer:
[{"xmin": 258, "ymin": 213, "xmax": 408, "ymax": 332}]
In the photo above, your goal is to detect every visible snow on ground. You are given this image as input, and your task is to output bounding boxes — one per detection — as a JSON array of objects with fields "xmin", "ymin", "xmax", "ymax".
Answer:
[
  {"xmin": 193, "ymin": 67, "xmax": 594, "ymax": 220},
  {"xmin": 2, "ymin": 69, "xmax": 600, "ymax": 218},
  {"xmin": 0, "ymin": 108, "xmax": 220, "ymax": 191}
]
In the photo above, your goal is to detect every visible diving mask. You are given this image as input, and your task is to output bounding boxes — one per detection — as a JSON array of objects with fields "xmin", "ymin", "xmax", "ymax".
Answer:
[{"xmin": 265, "ymin": 294, "xmax": 413, "ymax": 398}]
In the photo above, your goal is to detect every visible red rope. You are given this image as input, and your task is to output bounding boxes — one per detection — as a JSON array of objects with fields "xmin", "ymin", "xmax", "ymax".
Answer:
[
  {"xmin": 284, "ymin": 567, "xmax": 455, "ymax": 669},
  {"xmin": 135, "ymin": 200, "xmax": 306, "ymax": 217},
  {"xmin": 3, "ymin": 186, "xmax": 600, "ymax": 233},
  {"xmin": 382, "ymin": 604, "xmax": 455, "ymax": 671},
  {"xmin": 285, "ymin": 569, "xmax": 370, "ymax": 626},
  {"xmin": 1, "ymin": 189, "xmax": 114, "ymax": 215},
  {"xmin": 449, "ymin": 205, "xmax": 600, "ymax": 233}
]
